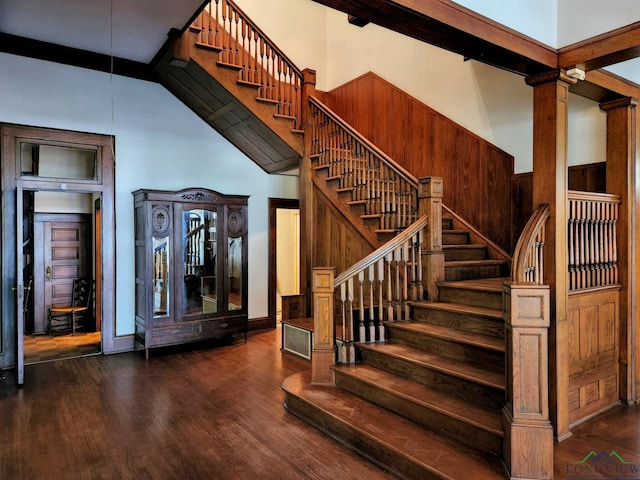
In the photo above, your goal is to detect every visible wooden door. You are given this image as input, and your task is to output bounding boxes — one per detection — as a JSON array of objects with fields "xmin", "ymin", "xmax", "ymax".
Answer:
[{"xmin": 33, "ymin": 214, "xmax": 90, "ymax": 334}]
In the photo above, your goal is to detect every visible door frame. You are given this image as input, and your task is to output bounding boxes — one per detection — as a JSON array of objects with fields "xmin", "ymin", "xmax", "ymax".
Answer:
[
  {"xmin": 268, "ymin": 198, "xmax": 300, "ymax": 328},
  {"xmin": 1, "ymin": 124, "xmax": 116, "ymax": 379}
]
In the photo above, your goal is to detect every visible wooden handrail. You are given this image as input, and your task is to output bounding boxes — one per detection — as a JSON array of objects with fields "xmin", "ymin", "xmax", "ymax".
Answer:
[
  {"xmin": 309, "ymin": 96, "xmax": 420, "ymax": 231},
  {"xmin": 192, "ymin": 0, "xmax": 303, "ymax": 122},
  {"xmin": 511, "ymin": 204, "xmax": 550, "ymax": 284},
  {"xmin": 335, "ymin": 215, "xmax": 428, "ymax": 285},
  {"xmin": 330, "ymin": 215, "xmax": 427, "ymax": 364},
  {"xmin": 309, "ymin": 96, "xmax": 419, "ymax": 187}
]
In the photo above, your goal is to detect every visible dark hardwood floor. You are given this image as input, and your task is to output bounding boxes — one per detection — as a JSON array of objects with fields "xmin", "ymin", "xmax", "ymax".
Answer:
[{"xmin": 1, "ymin": 327, "xmax": 639, "ymax": 479}]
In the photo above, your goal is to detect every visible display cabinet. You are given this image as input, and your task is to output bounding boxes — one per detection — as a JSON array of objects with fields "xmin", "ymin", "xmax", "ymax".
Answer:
[{"xmin": 133, "ymin": 188, "xmax": 248, "ymax": 357}]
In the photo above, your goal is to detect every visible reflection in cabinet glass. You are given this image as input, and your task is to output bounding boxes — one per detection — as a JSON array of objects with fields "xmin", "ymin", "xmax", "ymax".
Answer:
[{"xmin": 133, "ymin": 188, "xmax": 248, "ymax": 357}]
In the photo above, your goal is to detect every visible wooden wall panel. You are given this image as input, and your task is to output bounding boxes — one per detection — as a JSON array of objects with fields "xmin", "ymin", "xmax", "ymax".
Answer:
[
  {"xmin": 312, "ymin": 187, "xmax": 373, "ymax": 276},
  {"xmin": 567, "ymin": 288, "xmax": 620, "ymax": 427},
  {"xmin": 323, "ymin": 72, "xmax": 514, "ymax": 252}
]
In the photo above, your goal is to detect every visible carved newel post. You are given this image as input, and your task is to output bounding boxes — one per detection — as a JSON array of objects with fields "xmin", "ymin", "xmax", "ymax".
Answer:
[
  {"xmin": 502, "ymin": 283, "xmax": 554, "ymax": 479},
  {"xmin": 418, "ymin": 177, "xmax": 444, "ymax": 301},
  {"xmin": 311, "ymin": 267, "xmax": 336, "ymax": 386}
]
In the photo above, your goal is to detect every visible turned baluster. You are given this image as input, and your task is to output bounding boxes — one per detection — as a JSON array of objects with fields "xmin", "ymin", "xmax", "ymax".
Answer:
[
  {"xmin": 402, "ymin": 241, "xmax": 410, "ymax": 320},
  {"xmin": 568, "ymin": 199, "xmax": 575, "ymax": 290},
  {"xmin": 339, "ymin": 282, "xmax": 347, "ymax": 363},
  {"xmin": 368, "ymin": 265, "xmax": 376, "ymax": 343},
  {"xmin": 376, "ymin": 259, "xmax": 385, "ymax": 341},
  {"xmin": 358, "ymin": 271, "xmax": 365, "ymax": 342},
  {"xmin": 385, "ymin": 254, "xmax": 393, "ymax": 321}
]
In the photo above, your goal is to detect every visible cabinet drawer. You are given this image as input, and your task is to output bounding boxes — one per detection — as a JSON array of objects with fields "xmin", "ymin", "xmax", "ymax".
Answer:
[{"xmin": 200, "ymin": 316, "xmax": 246, "ymax": 336}]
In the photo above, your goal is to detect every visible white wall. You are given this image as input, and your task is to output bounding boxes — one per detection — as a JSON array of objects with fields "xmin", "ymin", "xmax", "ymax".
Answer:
[{"xmin": 0, "ymin": 52, "xmax": 298, "ymax": 337}]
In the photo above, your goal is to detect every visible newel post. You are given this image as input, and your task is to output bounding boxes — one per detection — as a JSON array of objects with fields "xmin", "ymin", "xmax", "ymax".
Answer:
[
  {"xmin": 502, "ymin": 283, "xmax": 554, "ymax": 480},
  {"xmin": 419, "ymin": 177, "xmax": 444, "ymax": 301},
  {"xmin": 312, "ymin": 267, "xmax": 336, "ymax": 386}
]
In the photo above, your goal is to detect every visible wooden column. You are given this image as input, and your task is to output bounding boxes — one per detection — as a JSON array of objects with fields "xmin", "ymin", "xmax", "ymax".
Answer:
[
  {"xmin": 525, "ymin": 70, "xmax": 575, "ymax": 441},
  {"xmin": 311, "ymin": 267, "xmax": 336, "ymax": 386},
  {"xmin": 418, "ymin": 177, "xmax": 444, "ymax": 301},
  {"xmin": 502, "ymin": 283, "xmax": 554, "ymax": 480},
  {"xmin": 601, "ymin": 97, "xmax": 639, "ymax": 404},
  {"xmin": 299, "ymin": 69, "xmax": 317, "ymax": 318}
]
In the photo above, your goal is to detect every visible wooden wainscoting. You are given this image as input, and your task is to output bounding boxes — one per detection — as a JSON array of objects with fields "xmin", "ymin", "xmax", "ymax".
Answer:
[
  {"xmin": 567, "ymin": 286, "xmax": 621, "ymax": 427},
  {"xmin": 321, "ymin": 71, "xmax": 514, "ymax": 252}
]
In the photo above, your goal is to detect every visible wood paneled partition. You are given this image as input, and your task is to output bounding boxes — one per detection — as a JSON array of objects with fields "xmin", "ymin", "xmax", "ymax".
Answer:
[{"xmin": 322, "ymin": 72, "xmax": 514, "ymax": 252}]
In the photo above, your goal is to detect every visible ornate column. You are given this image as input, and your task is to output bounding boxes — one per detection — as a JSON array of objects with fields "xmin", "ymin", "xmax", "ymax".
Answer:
[
  {"xmin": 525, "ymin": 70, "xmax": 576, "ymax": 440},
  {"xmin": 418, "ymin": 177, "xmax": 444, "ymax": 301},
  {"xmin": 601, "ymin": 97, "xmax": 639, "ymax": 404}
]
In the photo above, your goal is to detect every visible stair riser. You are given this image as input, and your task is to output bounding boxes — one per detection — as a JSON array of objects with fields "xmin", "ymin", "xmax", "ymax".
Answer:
[
  {"xmin": 284, "ymin": 393, "xmax": 446, "ymax": 480},
  {"xmin": 442, "ymin": 232, "xmax": 469, "ymax": 245},
  {"xmin": 444, "ymin": 248, "xmax": 487, "ymax": 261},
  {"xmin": 386, "ymin": 326, "xmax": 505, "ymax": 369},
  {"xmin": 358, "ymin": 348, "xmax": 504, "ymax": 410},
  {"xmin": 437, "ymin": 286, "xmax": 502, "ymax": 310},
  {"xmin": 442, "ymin": 218, "xmax": 453, "ymax": 230},
  {"xmin": 335, "ymin": 372, "xmax": 502, "ymax": 456},
  {"xmin": 445, "ymin": 263, "xmax": 508, "ymax": 281},
  {"xmin": 411, "ymin": 307, "xmax": 504, "ymax": 339}
]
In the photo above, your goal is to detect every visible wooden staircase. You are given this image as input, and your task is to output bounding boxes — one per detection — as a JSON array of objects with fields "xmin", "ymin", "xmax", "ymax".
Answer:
[
  {"xmin": 282, "ymin": 218, "xmax": 510, "ymax": 480},
  {"xmin": 153, "ymin": 2, "xmax": 304, "ymax": 174}
]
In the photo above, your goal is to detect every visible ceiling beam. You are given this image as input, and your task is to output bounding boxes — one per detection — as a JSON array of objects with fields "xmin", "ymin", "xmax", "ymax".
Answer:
[
  {"xmin": 559, "ymin": 21, "xmax": 640, "ymax": 71},
  {"xmin": 311, "ymin": 0, "xmax": 557, "ymax": 75}
]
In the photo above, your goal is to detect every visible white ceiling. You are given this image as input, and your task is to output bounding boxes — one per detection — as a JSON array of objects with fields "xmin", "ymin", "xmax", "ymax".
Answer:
[
  {"xmin": 0, "ymin": 0, "xmax": 638, "ymax": 85},
  {"xmin": 0, "ymin": 0, "xmax": 203, "ymax": 63}
]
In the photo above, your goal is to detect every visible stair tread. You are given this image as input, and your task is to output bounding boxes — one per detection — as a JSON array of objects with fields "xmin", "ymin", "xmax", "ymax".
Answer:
[
  {"xmin": 335, "ymin": 364, "xmax": 503, "ymax": 435},
  {"xmin": 283, "ymin": 371, "xmax": 505, "ymax": 480},
  {"xmin": 445, "ymin": 259, "xmax": 507, "ymax": 266},
  {"xmin": 388, "ymin": 322, "xmax": 505, "ymax": 352},
  {"xmin": 438, "ymin": 278, "xmax": 508, "ymax": 293},
  {"xmin": 359, "ymin": 342, "xmax": 505, "ymax": 390},
  {"xmin": 410, "ymin": 301, "xmax": 502, "ymax": 319},
  {"xmin": 443, "ymin": 244, "xmax": 487, "ymax": 250}
]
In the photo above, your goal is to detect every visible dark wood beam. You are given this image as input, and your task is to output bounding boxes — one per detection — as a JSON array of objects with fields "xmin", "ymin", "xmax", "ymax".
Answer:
[
  {"xmin": 569, "ymin": 69, "xmax": 640, "ymax": 103},
  {"xmin": 311, "ymin": 0, "xmax": 557, "ymax": 75},
  {"xmin": 559, "ymin": 21, "xmax": 640, "ymax": 71},
  {"xmin": 0, "ymin": 32, "xmax": 153, "ymax": 81}
]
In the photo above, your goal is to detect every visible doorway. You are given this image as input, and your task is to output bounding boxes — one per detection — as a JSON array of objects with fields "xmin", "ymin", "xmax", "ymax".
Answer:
[
  {"xmin": 268, "ymin": 199, "xmax": 300, "ymax": 328},
  {"xmin": 23, "ymin": 194, "xmax": 101, "ymax": 364},
  {"xmin": 1, "ymin": 124, "xmax": 115, "ymax": 385}
]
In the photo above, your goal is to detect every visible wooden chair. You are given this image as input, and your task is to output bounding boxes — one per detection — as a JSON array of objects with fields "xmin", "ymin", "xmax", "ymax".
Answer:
[{"xmin": 49, "ymin": 278, "xmax": 94, "ymax": 335}]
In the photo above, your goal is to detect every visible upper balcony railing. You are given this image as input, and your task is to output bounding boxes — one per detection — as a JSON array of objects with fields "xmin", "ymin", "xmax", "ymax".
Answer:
[
  {"xmin": 191, "ymin": 0, "xmax": 304, "ymax": 124},
  {"xmin": 568, "ymin": 190, "xmax": 621, "ymax": 291}
]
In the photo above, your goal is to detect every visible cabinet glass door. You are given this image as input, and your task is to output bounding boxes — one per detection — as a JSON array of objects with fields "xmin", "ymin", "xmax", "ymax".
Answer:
[
  {"xmin": 228, "ymin": 236, "xmax": 242, "ymax": 311},
  {"xmin": 182, "ymin": 207, "xmax": 218, "ymax": 317},
  {"xmin": 152, "ymin": 236, "xmax": 170, "ymax": 317}
]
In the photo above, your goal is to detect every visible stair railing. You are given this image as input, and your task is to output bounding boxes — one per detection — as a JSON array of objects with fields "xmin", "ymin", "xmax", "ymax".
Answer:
[
  {"xmin": 191, "ymin": 0, "xmax": 303, "ymax": 123},
  {"xmin": 511, "ymin": 203, "xmax": 550, "ymax": 284},
  {"xmin": 308, "ymin": 96, "xmax": 420, "ymax": 231},
  {"xmin": 568, "ymin": 190, "xmax": 621, "ymax": 291},
  {"xmin": 312, "ymin": 216, "xmax": 427, "ymax": 375}
]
